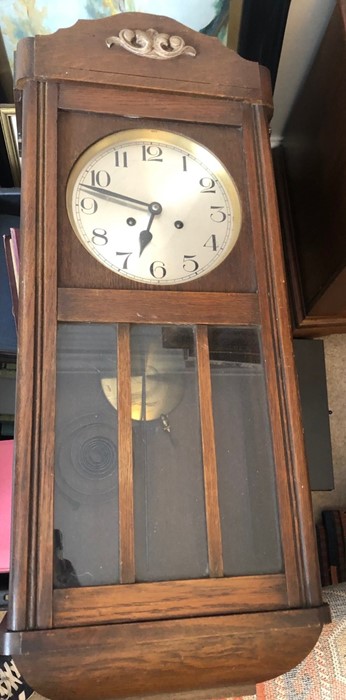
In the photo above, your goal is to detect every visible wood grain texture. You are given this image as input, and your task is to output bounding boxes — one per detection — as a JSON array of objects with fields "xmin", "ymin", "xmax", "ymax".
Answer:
[
  {"xmin": 276, "ymin": 0, "xmax": 346, "ymax": 330},
  {"xmin": 34, "ymin": 81, "xmax": 58, "ymax": 630},
  {"xmin": 7, "ymin": 82, "xmax": 38, "ymax": 632},
  {"xmin": 58, "ymin": 289, "xmax": 260, "ymax": 324},
  {"xmin": 3, "ymin": 607, "xmax": 329, "ymax": 700},
  {"xmin": 196, "ymin": 326, "xmax": 223, "ymax": 577},
  {"xmin": 58, "ymin": 83, "xmax": 244, "ymax": 126},
  {"xmin": 53, "ymin": 574, "xmax": 287, "ymax": 627},
  {"xmin": 244, "ymin": 104, "xmax": 322, "ymax": 608},
  {"xmin": 16, "ymin": 13, "xmax": 272, "ymax": 109},
  {"xmin": 117, "ymin": 324, "xmax": 135, "ymax": 583},
  {"xmin": 243, "ymin": 107, "xmax": 304, "ymax": 607},
  {"xmin": 273, "ymin": 143, "xmax": 346, "ymax": 335},
  {"xmin": 293, "ymin": 315, "xmax": 346, "ymax": 338},
  {"xmin": 6, "ymin": 10, "xmax": 327, "ymax": 698}
]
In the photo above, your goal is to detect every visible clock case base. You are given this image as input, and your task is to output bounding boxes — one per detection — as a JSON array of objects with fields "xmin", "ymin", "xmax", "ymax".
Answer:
[{"xmin": 1, "ymin": 607, "xmax": 330, "ymax": 700}]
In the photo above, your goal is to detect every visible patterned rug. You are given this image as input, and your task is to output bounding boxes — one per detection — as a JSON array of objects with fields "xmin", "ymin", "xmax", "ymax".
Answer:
[{"xmin": 228, "ymin": 583, "xmax": 346, "ymax": 700}]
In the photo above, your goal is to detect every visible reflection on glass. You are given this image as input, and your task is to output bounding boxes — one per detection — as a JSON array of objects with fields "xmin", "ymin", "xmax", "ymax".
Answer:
[
  {"xmin": 54, "ymin": 323, "xmax": 119, "ymax": 588},
  {"xmin": 208, "ymin": 327, "xmax": 283, "ymax": 576},
  {"xmin": 131, "ymin": 325, "xmax": 209, "ymax": 582}
]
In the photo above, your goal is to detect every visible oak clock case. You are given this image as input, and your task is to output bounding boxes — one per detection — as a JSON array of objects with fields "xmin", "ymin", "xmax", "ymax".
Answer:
[{"xmin": 1, "ymin": 13, "xmax": 328, "ymax": 700}]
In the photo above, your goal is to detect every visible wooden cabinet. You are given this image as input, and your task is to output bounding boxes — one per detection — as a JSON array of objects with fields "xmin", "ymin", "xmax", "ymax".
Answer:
[
  {"xmin": 274, "ymin": 0, "xmax": 346, "ymax": 336},
  {"xmin": 0, "ymin": 13, "xmax": 329, "ymax": 699}
]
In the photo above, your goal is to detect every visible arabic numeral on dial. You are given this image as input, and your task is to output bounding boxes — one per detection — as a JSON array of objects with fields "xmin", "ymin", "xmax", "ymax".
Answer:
[
  {"xmin": 80, "ymin": 197, "xmax": 98, "ymax": 214},
  {"xmin": 92, "ymin": 228, "xmax": 108, "ymax": 246},
  {"xmin": 210, "ymin": 205, "xmax": 226, "ymax": 222},
  {"xmin": 203, "ymin": 234, "xmax": 218, "ymax": 251},
  {"xmin": 142, "ymin": 145, "xmax": 163, "ymax": 162},
  {"xmin": 114, "ymin": 151, "xmax": 128, "ymax": 168},
  {"xmin": 199, "ymin": 177, "xmax": 216, "ymax": 193},
  {"xmin": 183, "ymin": 255, "xmax": 199, "ymax": 273},
  {"xmin": 150, "ymin": 261, "xmax": 166, "ymax": 279},
  {"xmin": 90, "ymin": 169, "xmax": 111, "ymax": 187},
  {"xmin": 116, "ymin": 251, "xmax": 132, "ymax": 269}
]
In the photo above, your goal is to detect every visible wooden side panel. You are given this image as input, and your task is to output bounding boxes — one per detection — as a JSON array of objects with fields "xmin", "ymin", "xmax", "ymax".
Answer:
[
  {"xmin": 282, "ymin": 0, "xmax": 346, "ymax": 316},
  {"xmin": 7, "ymin": 82, "xmax": 38, "ymax": 632},
  {"xmin": 244, "ymin": 104, "xmax": 322, "ymax": 607},
  {"xmin": 34, "ymin": 82, "xmax": 58, "ymax": 629},
  {"xmin": 273, "ymin": 146, "xmax": 346, "ymax": 336},
  {"xmin": 8, "ymin": 82, "xmax": 58, "ymax": 631}
]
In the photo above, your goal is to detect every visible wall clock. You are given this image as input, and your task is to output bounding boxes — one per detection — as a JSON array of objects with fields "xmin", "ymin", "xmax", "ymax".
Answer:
[{"xmin": 0, "ymin": 13, "xmax": 329, "ymax": 700}]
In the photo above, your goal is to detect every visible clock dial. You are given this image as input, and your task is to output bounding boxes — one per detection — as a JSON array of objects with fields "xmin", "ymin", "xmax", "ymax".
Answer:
[{"xmin": 66, "ymin": 129, "xmax": 242, "ymax": 285}]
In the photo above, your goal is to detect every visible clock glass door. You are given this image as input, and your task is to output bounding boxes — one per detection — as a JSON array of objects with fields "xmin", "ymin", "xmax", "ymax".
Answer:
[
  {"xmin": 54, "ymin": 323, "xmax": 120, "ymax": 588},
  {"xmin": 53, "ymin": 322, "xmax": 282, "ymax": 590}
]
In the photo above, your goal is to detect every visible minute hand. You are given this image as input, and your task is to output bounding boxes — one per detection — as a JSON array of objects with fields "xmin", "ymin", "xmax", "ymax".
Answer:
[{"xmin": 80, "ymin": 184, "xmax": 150, "ymax": 210}]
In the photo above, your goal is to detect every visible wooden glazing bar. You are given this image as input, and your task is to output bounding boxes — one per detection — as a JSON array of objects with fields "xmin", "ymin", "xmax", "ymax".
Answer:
[
  {"xmin": 196, "ymin": 325, "xmax": 223, "ymax": 578},
  {"xmin": 117, "ymin": 324, "xmax": 135, "ymax": 584},
  {"xmin": 53, "ymin": 574, "xmax": 287, "ymax": 627},
  {"xmin": 58, "ymin": 288, "xmax": 260, "ymax": 325}
]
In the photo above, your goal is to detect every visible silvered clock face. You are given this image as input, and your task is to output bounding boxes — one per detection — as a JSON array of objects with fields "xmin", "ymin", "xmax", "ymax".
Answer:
[{"xmin": 66, "ymin": 129, "xmax": 242, "ymax": 285}]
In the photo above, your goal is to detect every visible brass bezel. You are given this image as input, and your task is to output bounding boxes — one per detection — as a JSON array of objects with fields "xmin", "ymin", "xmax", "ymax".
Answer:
[{"xmin": 66, "ymin": 128, "xmax": 242, "ymax": 284}]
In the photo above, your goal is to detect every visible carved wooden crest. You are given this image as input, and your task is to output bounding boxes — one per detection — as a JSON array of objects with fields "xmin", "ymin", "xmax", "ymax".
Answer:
[{"xmin": 106, "ymin": 27, "xmax": 197, "ymax": 60}]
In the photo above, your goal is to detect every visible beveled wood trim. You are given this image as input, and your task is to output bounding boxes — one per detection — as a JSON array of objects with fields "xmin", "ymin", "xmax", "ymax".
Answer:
[
  {"xmin": 293, "ymin": 316, "xmax": 346, "ymax": 337},
  {"xmin": 7, "ymin": 82, "xmax": 38, "ymax": 632},
  {"xmin": 117, "ymin": 324, "xmax": 135, "ymax": 583},
  {"xmin": 244, "ymin": 105, "xmax": 322, "ymax": 607},
  {"xmin": 34, "ymin": 82, "xmax": 58, "ymax": 629},
  {"xmin": 53, "ymin": 574, "xmax": 287, "ymax": 627},
  {"xmin": 196, "ymin": 326, "xmax": 223, "ymax": 577},
  {"xmin": 58, "ymin": 83, "xmax": 244, "ymax": 126},
  {"xmin": 58, "ymin": 289, "xmax": 260, "ymax": 325}
]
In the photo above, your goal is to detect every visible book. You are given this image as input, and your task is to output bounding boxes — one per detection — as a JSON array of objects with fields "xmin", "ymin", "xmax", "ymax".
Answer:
[
  {"xmin": 320, "ymin": 509, "xmax": 346, "ymax": 585},
  {"xmin": 316, "ymin": 522, "xmax": 331, "ymax": 586},
  {"xmin": 3, "ymin": 227, "xmax": 20, "ymax": 330},
  {"xmin": 0, "ymin": 439, "xmax": 13, "ymax": 574}
]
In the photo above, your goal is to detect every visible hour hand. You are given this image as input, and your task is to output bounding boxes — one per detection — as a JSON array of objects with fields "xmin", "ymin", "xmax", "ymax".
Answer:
[
  {"xmin": 138, "ymin": 202, "xmax": 162, "ymax": 257},
  {"xmin": 139, "ymin": 230, "xmax": 153, "ymax": 256}
]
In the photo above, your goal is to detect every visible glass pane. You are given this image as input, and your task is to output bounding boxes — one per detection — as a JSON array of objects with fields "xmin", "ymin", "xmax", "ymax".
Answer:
[
  {"xmin": 130, "ymin": 325, "xmax": 209, "ymax": 582},
  {"xmin": 54, "ymin": 323, "xmax": 119, "ymax": 588},
  {"xmin": 208, "ymin": 327, "xmax": 282, "ymax": 576}
]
